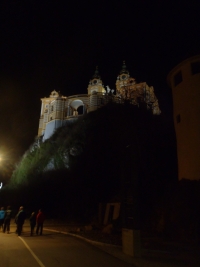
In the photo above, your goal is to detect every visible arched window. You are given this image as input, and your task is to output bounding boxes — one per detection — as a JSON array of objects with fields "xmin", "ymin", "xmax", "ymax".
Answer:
[{"xmin": 77, "ymin": 105, "xmax": 84, "ymax": 115}]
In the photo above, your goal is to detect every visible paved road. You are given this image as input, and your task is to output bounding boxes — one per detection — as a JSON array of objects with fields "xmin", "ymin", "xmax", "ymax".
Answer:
[{"xmin": 0, "ymin": 223, "xmax": 133, "ymax": 267}]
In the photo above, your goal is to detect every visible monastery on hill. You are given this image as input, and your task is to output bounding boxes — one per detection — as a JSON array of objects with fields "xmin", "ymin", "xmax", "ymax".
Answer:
[{"xmin": 38, "ymin": 62, "xmax": 161, "ymax": 141}]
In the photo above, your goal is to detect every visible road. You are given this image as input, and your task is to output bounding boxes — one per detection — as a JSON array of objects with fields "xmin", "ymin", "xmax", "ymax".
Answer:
[{"xmin": 0, "ymin": 223, "xmax": 133, "ymax": 267}]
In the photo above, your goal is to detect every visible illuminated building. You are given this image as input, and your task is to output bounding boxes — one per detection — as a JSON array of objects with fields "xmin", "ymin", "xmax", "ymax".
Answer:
[
  {"xmin": 167, "ymin": 55, "xmax": 200, "ymax": 181},
  {"xmin": 38, "ymin": 62, "xmax": 161, "ymax": 141}
]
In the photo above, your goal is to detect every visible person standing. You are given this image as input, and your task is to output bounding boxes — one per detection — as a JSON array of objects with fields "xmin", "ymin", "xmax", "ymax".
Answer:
[
  {"xmin": 15, "ymin": 206, "xmax": 26, "ymax": 236},
  {"xmin": 36, "ymin": 209, "xmax": 45, "ymax": 235},
  {"xmin": 29, "ymin": 212, "xmax": 36, "ymax": 236},
  {"xmin": 3, "ymin": 206, "xmax": 12, "ymax": 234},
  {"xmin": 0, "ymin": 207, "xmax": 5, "ymax": 231}
]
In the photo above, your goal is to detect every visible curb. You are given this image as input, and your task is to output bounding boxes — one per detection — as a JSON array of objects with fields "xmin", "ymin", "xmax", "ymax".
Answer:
[{"xmin": 44, "ymin": 228, "xmax": 120, "ymax": 247}]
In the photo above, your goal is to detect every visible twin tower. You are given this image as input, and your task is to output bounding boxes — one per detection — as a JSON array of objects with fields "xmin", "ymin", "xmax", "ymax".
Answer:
[{"xmin": 38, "ymin": 62, "xmax": 161, "ymax": 141}]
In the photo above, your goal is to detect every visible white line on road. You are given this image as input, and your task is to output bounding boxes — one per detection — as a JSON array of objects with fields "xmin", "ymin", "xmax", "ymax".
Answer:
[{"xmin": 18, "ymin": 236, "xmax": 46, "ymax": 267}]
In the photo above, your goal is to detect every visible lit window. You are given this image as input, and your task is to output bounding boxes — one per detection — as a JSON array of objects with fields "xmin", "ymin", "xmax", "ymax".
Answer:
[
  {"xmin": 174, "ymin": 71, "xmax": 182, "ymax": 87},
  {"xmin": 191, "ymin": 61, "xmax": 200, "ymax": 75}
]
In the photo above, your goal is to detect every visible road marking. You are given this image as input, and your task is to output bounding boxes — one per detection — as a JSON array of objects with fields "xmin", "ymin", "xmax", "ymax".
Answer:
[{"xmin": 18, "ymin": 236, "xmax": 46, "ymax": 267}]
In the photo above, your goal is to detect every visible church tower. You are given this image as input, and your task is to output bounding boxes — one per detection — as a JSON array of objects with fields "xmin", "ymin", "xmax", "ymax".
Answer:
[
  {"xmin": 87, "ymin": 66, "xmax": 106, "ymax": 95},
  {"xmin": 87, "ymin": 67, "xmax": 106, "ymax": 112},
  {"xmin": 116, "ymin": 61, "xmax": 136, "ymax": 100},
  {"xmin": 116, "ymin": 61, "xmax": 161, "ymax": 115}
]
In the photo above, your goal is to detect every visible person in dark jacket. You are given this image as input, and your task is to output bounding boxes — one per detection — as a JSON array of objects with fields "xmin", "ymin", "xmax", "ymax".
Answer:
[
  {"xmin": 0, "ymin": 207, "xmax": 5, "ymax": 230},
  {"xmin": 15, "ymin": 206, "xmax": 26, "ymax": 236},
  {"xmin": 36, "ymin": 209, "xmax": 45, "ymax": 235},
  {"xmin": 3, "ymin": 206, "xmax": 12, "ymax": 233},
  {"xmin": 29, "ymin": 212, "xmax": 36, "ymax": 236}
]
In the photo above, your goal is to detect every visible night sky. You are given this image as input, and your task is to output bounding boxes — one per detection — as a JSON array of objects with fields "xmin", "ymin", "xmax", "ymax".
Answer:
[{"xmin": 0, "ymin": 0, "xmax": 200, "ymax": 168}]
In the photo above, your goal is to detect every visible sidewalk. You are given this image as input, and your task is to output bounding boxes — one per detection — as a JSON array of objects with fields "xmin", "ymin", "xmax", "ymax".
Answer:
[{"xmin": 44, "ymin": 224, "xmax": 200, "ymax": 267}]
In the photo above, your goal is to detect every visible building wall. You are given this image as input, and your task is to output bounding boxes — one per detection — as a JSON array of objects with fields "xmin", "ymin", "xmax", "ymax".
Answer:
[
  {"xmin": 44, "ymin": 119, "xmax": 77, "ymax": 140},
  {"xmin": 39, "ymin": 92, "xmax": 116, "ymax": 140},
  {"xmin": 167, "ymin": 55, "xmax": 200, "ymax": 180}
]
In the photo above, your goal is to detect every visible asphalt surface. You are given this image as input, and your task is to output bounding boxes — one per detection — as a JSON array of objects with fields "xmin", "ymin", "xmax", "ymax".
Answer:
[
  {"xmin": 0, "ymin": 222, "xmax": 133, "ymax": 267},
  {"xmin": 0, "ymin": 222, "xmax": 200, "ymax": 267}
]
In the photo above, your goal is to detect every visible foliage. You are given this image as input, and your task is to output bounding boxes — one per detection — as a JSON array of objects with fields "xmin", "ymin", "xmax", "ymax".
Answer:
[{"xmin": 9, "ymin": 119, "xmax": 83, "ymax": 186}]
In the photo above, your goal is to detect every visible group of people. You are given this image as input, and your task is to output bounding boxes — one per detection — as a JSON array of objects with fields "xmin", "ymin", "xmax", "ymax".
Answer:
[{"xmin": 0, "ymin": 206, "xmax": 45, "ymax": 236}]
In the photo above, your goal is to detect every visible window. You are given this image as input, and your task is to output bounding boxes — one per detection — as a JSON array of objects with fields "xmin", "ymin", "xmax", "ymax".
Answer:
[
  {"xmin": 77, "ymin": 106, "xmax": 84, "ymax": 115},
  {"xmin": 51, "ymin": 106, "xmax": 54, "ymax": 112},
  {"xmin": 191, "ymin": 61, "xmax": 200, "ymax": 75},
  {"xmin": 176, "ymin": 114, "xmax": 181, "ymax": 124},
  {"xmin": 174, "ymin": 71, "xmax": 182, "ymax": 87}
]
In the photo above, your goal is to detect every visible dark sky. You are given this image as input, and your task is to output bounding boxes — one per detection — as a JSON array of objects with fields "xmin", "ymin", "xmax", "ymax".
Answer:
[{"xmin": 0, "ymin": 0, "xmax": 200, "ymax": 166}]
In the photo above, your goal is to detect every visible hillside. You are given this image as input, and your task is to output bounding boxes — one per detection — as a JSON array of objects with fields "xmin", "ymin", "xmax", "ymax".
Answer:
[{"xmin": 1, "ymin": 103, "xmax": 177, "ymax": 224}]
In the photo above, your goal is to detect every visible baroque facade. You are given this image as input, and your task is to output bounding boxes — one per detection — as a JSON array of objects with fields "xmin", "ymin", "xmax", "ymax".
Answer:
[{"xmin": 38, "ymin": 62, "xmax": 161, "ymax": 141}]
